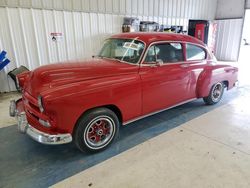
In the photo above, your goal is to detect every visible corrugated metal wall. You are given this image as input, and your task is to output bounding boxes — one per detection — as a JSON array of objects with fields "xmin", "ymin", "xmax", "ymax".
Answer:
[
  {"xmin": 215, "ymin": 0, "xmax": 245, "ymax": 19},
  {"xmin": 214, "ymin": 18, "xmax": 243, "ymax": 61},
  {"xmin": 0, "ymin": 0, "xmax": 217, "ymax": 17},
  {"xmin": 246, "ymin": 0, "xmax": 250, "ymax": 9},
  {"xmin": 0, "ymin": 0, "xmax": 218, "ymax": 92},
  {"xmin": 214, "ymin": 0, "xmax": 246, "ymax": 62}
]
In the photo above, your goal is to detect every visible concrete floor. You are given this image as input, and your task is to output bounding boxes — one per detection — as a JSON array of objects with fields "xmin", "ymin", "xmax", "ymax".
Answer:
[
  {"xmin": 53, "ymin": 86, "xmax": 250, "ymax": 188},
  {"xmin": 1, "ymin": 63, "xmax": 250, "ymax": 187},
  {"xmin": 0, "ymin": 92, "xmax": 21, "ymax": 128}
]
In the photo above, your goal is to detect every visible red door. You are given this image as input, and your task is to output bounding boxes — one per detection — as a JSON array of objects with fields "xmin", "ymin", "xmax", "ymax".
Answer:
[
  {"xmin": 139, "ymin": 42, "xmax": 192, "ymax": 115},
  {"xmin": 195, "ymin": 23, "xmax": 205, "ymax": 42}
]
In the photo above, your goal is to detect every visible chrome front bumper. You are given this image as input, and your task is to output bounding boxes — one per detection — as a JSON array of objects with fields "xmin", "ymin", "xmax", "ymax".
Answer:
[{"xmin": 10, "ymin": 100, "xmax": 72, "ymax": 145}]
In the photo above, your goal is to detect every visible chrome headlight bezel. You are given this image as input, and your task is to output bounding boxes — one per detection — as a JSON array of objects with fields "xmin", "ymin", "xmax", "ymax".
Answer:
[{"xmin": 37, "ymin": 95, "xmax": 44, "ymax": 113}]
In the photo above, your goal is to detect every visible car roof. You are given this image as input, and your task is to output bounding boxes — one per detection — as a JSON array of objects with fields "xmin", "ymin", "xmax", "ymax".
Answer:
[{"xmin": 111, "ymin": 32, "xmax": 205, "ymax": 46}]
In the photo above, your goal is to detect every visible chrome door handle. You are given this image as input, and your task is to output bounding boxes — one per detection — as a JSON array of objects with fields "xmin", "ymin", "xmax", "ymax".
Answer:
[{"xmin": 180, "ymin": 64, "xmax": 189, "ymax": 68}]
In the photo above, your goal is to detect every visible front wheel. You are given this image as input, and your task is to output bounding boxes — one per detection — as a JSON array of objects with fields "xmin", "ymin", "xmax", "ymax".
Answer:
[
  {"xmin": 74, "ymin": 108, "xmax": 120, "ymax": 152},
  {"xmin": 203, "ymin": 82, "xmax": 224, "ymax": 105}
]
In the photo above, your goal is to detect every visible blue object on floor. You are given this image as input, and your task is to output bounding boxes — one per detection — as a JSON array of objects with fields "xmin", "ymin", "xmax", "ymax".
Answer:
[
  {"xmin": 0, "ymin": 50, "xmax": 7, "ymax": 61},
  {"xmin": 0, "ymin": 50, "xmax": 10, "ymax": 71}
]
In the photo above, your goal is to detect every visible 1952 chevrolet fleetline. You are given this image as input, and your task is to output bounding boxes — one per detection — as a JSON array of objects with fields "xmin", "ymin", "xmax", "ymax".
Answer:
[{"xmin": 9, "ymin": 32, "xmax": 238, "ymax": 152}]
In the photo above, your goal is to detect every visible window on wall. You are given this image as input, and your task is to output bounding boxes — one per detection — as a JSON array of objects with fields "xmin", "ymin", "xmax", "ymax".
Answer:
[
  {"xmin": 145, "ymin": 43, "xmax": 184, "ymax": 63},
  {"xmin": 186, "ymin": 44, "xmax": 206, "ymax": 61}
]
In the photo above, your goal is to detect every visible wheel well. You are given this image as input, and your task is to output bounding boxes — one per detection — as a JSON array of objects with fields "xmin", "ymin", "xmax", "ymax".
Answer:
[
  {"xmin": 104, "ymin": 105, "xmax": 123, "ymax": 123},
  {"xmin": 75, "ymin": 104, "xmax": 123, "ymax": 127},
  {"xmin": 72, "ymin": 104, "xmax": 123, "ymax": 139},
  {"xmin": 222, "ymin": 80, "xmax": 229, "ymax": 89}
]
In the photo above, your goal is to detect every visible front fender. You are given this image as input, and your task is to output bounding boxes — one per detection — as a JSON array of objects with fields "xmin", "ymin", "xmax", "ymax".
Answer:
[{"xmin": 40, "ymin": 74, "xmax": 142, "ymax": 134}]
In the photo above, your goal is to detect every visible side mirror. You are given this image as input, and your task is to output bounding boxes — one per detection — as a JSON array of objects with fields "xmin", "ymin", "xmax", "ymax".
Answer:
[{"xmin": 155, "ymin": 59, "xmax": 163, "ymax": 66}]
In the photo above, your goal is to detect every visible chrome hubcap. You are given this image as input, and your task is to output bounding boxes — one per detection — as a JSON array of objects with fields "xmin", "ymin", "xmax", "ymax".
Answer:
[
  {"xmin": 84, "ymin": 116, "xmax": 115, "ymax": 149},
  {"xmin": 211, "ymin": 83, "xmax": 223, "ymax": 102}
]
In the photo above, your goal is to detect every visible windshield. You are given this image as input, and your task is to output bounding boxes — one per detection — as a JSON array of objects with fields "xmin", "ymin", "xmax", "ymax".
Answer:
[{"xmin": 98, "ymin": 38, "xmax": 145, "ymax": 64}]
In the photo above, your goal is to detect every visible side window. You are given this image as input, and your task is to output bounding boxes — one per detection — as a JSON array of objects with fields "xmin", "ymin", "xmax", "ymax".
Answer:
[
  {"xmin": 144, "ymin": 46, "xmax": 159, "ymax": 62},
  {"xmin": 145, "ymin": 43, "xmax": 184, "ymax": 63},
  {"xmin": 186, "ymin": 44, "xmax": 206, "ymax": 61}
]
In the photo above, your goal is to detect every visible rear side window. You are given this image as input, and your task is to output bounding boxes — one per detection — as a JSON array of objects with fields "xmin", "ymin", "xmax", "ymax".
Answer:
[
  {"xmin": 186, "ymin": 44, "xmax": 206, "ymax": 61},
  {"xmin": 145, "ymin": 43, "xmax": 184, "ymax": 63}
]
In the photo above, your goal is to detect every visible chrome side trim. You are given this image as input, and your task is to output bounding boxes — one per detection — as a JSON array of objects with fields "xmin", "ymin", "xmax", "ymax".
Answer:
[{"xmin": 123, "ymin": 98, "xmax": 197, "ymax": 125}]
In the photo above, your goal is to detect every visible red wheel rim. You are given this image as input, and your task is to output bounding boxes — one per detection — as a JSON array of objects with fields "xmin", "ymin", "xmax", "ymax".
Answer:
[{"xmin": 84, "ymin": 116, "xmax": 115, "ymax": 149}]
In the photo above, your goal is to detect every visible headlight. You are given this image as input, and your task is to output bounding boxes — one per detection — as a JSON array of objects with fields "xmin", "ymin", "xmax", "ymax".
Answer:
[
  {"xmin": 37, "ymin": 95, "xmax": 44, "ymax": 113},
  {"xmin": 39, "ymin": 119, "xmax": 51, "ymax": 127}
]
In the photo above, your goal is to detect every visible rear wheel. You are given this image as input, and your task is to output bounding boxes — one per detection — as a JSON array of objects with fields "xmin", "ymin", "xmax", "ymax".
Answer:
[
  {"xmin": 203, "ymin": 82, "xmax": 224, "ymax": 105},
  {"xmin": 74, "ymin": 108, "xmax": 119, "ymax": 152}
]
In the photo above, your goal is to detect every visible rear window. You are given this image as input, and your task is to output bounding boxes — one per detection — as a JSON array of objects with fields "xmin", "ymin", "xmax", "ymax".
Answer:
[{"xmin": 186, "ymin": 44, "xmax": 206, "ymax": 61}]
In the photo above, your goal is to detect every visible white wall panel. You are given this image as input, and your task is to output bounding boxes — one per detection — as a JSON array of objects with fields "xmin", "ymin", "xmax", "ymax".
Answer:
[
  {"xmin": 131, "ymin": 0, "xmax": 138, "ymax": 15},
  {"xmin": 64, "ymin": 11, "xmax": 77, "ymax": 60},
  {"xmin": 0, "ymin": 0, "xmax": 218, "ymax": 92},
  {"xmin": 73, "ymin": 0, "xmax": 82, "ymax": 11},
  {"xmin": 246, "ymin": 0, "xmax": 250, "ymax": 9},
  {"xmin": 153, "ymin": 0, "xmax": 159, "ymax": 17},
  {"xmin": 44, "ymin": 10, "xmax": 58, "ymax": 63},
  {"xmin": 54, "ymin": 10, "xmax": 67, "ymax": 62},
  {"xmin": 82, "ymin": 13, "xmax": 92, "ymax": 58},
  {"xmin": 1, "ymin": 0, "xmax": 219, "ymax": 18},
  {"xmin": 214, "ymin": 19, "xmax": 243, "ymax": 61},
  {"xmin": 126, "ymin": 0, "xmax": 132, "ymax": 15},
  {"xmin": 216, "ymin": 0, "xmax": 245, "ymax": 19},
  {"xmin": 119, "ymin": 0, "xmax": 126, "ymax": 14},
  {"xmin": 32, "ymin": 9, "xmax": 49, "ymax": 66},
  {"xmin": 82, "ymin": 0, "xmax": 90, "ymax": 11},
  {"xmin": 42, "ymin": 0, "xmax": 53, "ymax": 10},
  {"xmin": 98, "ymin": 0, "xmax": 106, "ymax": 13},
  {"xmin": 106, "ymin": 0, "xmax": 113, "ymax": 13},
  {"xmin": 91, "ymin": 0, "xmax": 99, "ymax": 12},
  {"xmin": 112, "ymin": 0, "xmax": 119, "ymax": 13},
  {"xmin": 21, "ymin": 9, "xmax": 38, "ymax": 69}
]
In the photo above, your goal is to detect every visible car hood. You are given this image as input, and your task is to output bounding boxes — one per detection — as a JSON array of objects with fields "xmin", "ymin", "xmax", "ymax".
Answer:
[{"xmin": 24, "ymin": 58, "xmax": 139, "ymax": 97}]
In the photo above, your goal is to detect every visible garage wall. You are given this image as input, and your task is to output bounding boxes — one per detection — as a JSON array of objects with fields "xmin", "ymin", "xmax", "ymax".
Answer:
[
  {"xmin": 0, "ymin": 0, "xmax": 218, "ymax": 92},
  {"xmin": 215, "ymin": 0, "xmax": 245, "ymax": 19},
  {"xmin": 0, "ymin": 0, "xmax": 217, "ymax": 18},
  {"xmin": 214, "ymin": 0, "xmax": 245, "ymax": 61},
  {"xmin": 214, "ymin": 18, "xmax": 243, "ymax": 61},
  {"xmin": 246, "ymin": 0, "xmax": 250, "ymax": 9}
]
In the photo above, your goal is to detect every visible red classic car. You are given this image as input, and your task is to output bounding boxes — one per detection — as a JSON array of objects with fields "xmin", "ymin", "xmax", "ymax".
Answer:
[{"xmin": 10, "ymin": 32, "xmax": 238, "ymax": 152}]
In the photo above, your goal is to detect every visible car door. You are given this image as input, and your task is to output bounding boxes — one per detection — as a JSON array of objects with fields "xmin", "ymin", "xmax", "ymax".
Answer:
[{"xmin": 139, "ymin": 42, "xmax": 192, "ymax": 115}]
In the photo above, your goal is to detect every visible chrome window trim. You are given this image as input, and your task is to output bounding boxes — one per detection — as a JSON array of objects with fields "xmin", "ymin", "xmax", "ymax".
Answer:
[
  {"xmin": 140, "ymin": 41, "xmax": 185, "ymax": 65},
  {"xmin": 140, "ymin": 40, "xmax": 209, "ymax": 67},
  {"xmin": 140, "ymin": 61, "xmax": 187, "ymax": 67},
  {"xmin": 185, "ymin": 43, "xmax": 208, "ymax": 62}
]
